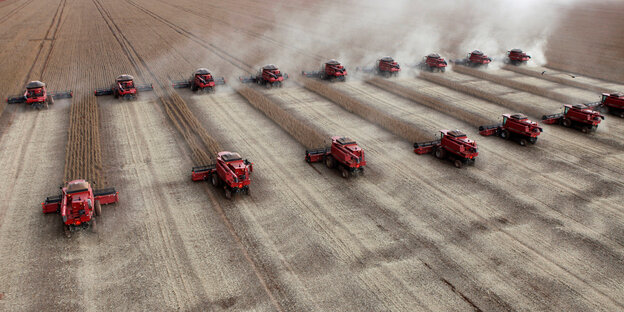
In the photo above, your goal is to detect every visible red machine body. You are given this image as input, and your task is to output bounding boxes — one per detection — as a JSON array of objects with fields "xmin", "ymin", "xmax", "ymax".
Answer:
[
  {"xmin": 456, "ymin": 50, "xmax": 492, "ymax": 67},
  {"xmin": 506, "ymin": 49, "xmax": 531, "ymax": 65},
  {"xmin": 6, "ymin": 80, "xmax": 73, "ymax": 109},
  {"xmin": 42, "ymin": 179, "xmax": 118, "ymax": 237},
  {"xmin": 376, "ymin": 56, "xmax": 401, "ymax": 76},
  {"xmin": 240, "ymin": 64, "xmax": 288, "ymax": 88},
  {"xmin": 414, "ymin": 130, "xmax": 478, "ymax": 168},
  {"xmin": 172, "ymin": 68, "xmax": 226, "ymax": 92},
  {"xmin": 302, "ymin": 59, "xmax": 347, "ymax": 81},
  {"xmin": 418, "ymin": 53, "xmax": 448, "ymax": 72},
  {"xmin": 479, "ymin": 114, "xmax": 543, "ymax": 145},
  {"xmin": 305, "ymin": 136, "xmax": 366, "ymax": 178},
  {"xmin": 95, "ymin": 74, "xmax": 153, "ymax": 100},
  {"xmin": 192, "ymin": 151, "xmax": 253, "ymax": 199},
  {"xmin": 597, "ymin": 93, "xmax": 624, "ymax": 118},
  {"xmin": 542, "ymin": 104, "xmax": 604, "ymax": 133}
]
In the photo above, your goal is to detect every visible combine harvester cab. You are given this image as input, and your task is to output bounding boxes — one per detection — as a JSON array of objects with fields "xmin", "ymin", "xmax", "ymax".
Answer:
[
  {"xmin": 542, "ymin": 104, "xmax": 604, "ymax": 133},
  {"xmin": 414, "ymin": 130, "xmax": 478, "ymax": 168},
  {"xmin": 417, "ymin": 53, "xmax": 448, "ymax": 72},
  {"xmin": 305, "ymin": 136, "xmax": 366, "ymax": 178},
  {"xmin": 357, "ymin": 56, "xmax": 401, "ymax": 77},
  {"xmin": 42, "ymin": 179, "xmax": 119, "ymax": 237},
  {"xmin": 506, "ymin": 49, "xmax": 531, "ymax": 65},
  {"xmin": 479, "ymin": 114, "xmax": 543, "ymax": 146},
  {"xmin": 192, "ymin": 151, "xmax": 253, "ymax": 199},
  {"xmin": 172, "ymin": 68, "xmax": 226, "ymax": 92},
  {"xmin": 455, "ymin": 50, "xmax": 492, "ymax": 68},
  {"xmin": 94, "ymin": 74, "xmax": 153, "ymax": 100},
  {"xmin": 240, "ymin": 64, "xmax": 288, "ymax": 88},
  {"xmin": 7, "ymin": 80, "xmax": 73, "ymax": 109},
  {"xmin": 302, "ymin": 59, "xmax": 347, "ymax": 81}
]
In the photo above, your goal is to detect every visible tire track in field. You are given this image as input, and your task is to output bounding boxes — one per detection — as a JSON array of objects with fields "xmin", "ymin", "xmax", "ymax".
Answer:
[
  {"xmin": 91, "ymin": 0, "xmax": 285, "ymax": 310},
  {"xmin": 0, "ymin": 0, "xmax": 34, "ymax": 26}
]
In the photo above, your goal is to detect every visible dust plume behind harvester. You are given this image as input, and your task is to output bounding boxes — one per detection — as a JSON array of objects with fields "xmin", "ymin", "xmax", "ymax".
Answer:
[
  {"xmin": 305, "ymin": 136, "xmax": 366, "ymax": 179},
  {"xmin": 479, "ymin": 114, "xmax": 542, "ymax": 146},
  {"xmin": 239, "ymin": 64, "xmax": 289, "ymax": 88},
  {"xmin": 42, "ymin": 180, "xmax": 119, "ymax": 237},
  {"xmin": 192, "ymin": 151, "xmax": 253, "ymax": 200},
  {"xmin": 414, "ymin": 130, "xmax": 478, "ymax": 168},
  {"xmin": 302, "ymin": 59, "xmax": 348, "ymax": 81},
  {"xmin": 7, "ymin": 81, "xmax": 73, "ymax": 109},
  {"xmin": 94, "ymin": 74, "xmax": 153, "ymax": 100},
  {"xmin": 172, "ymin": 68, "xmax": 226, "ymax": 93}
]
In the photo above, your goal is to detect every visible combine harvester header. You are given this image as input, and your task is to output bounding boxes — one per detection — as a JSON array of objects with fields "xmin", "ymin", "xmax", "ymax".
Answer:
[
  {"xmin": 7, "ymin": 80, "xmax": 72, "ymax": 109},
  {"xmin": 95, "ymin": 74, "xmax": 153, "ymax": 100}
]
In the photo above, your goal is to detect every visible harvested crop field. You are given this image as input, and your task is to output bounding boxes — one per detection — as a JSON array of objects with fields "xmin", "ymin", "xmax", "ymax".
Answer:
[{"xmin": 0, "ymin": 0, "xmax": 623, "ymax": 311}]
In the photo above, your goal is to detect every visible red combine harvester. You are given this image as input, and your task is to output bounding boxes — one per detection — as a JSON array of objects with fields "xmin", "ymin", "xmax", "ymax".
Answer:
[
  {"xmin": 42, "ymin": 180, "xmax": 118, "ymax": 237},
  {"xmin": 239, "ymin": 64, "xmax": 289, "ymax": 88},
  {"xmin": 587, "ymin": 93, "xmax": 624, "ymax": 118},
  {"xmin": 414, "ymin": 130, "xmax": 478, "ymax": 168},
  {"xmin": 455, "ymin": 50, "xmax": 492, "ymax": 67},
  {"xmin": 506, "ymin": 49, "xmax": 531, "ymax": 65},
  {"xmin": 191, "ymin": 151, "xmax": 253, "ymax": 199},
  {"xmin": 479, "ymin": 114, "xmax": 543, "ymax": 146},
  {"xmin": 302, "ymin": 59, "xmax": 348, "ymax": 81},
  {"xmin": 357, "ymin": 56, "xmax": 401, "ymax": 77},
  {"xmin": 305, "ymin": 136, "xmax": 366, "ymax": 178},
  {"xmin": 6, "ymin": 80, "xmax": 72, "ymax": 109},
  {"xmin": 95, "ymin": 74, "xmax": 153, "ymax": 100},
  {"xmin": 172, "ymin": 68, "xmax": 226, "ymax": 92},
  {"xmin": 542, "ymin": 104, "xmax": 604, "ymax": 133},
  {"xmin": 417, "ymin": 53, "xmax": 448, "ymax": 72}
]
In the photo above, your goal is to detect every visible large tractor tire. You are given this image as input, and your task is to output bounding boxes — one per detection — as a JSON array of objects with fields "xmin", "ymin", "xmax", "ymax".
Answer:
[
  {"xmin": 211, "ymin": 173, "xmax": 221, "ymax": 187},
  {"xmin": 434, "ymin": 147, "xmax": 446, "ymax": 159},
  {"xmin": 340, "ymin": 167, "xmax": 350, "ymax": 179},
  {"xmin": 562, "ymin": 118, "xmax": 572, "ymax": 127},
  {"xmin": 453, "ymin": 159, "xmax": 463, "ymax": 169},
  {"xmin": 325, "ymin": 155, "xmax": 336, "ymax": 169},
  {"xmin": 500, "ymin": 129, "xmax": 510, "ymax": 140},
  {"xmin": 225, "ymin": 188, "xmax": 232, "ymax": 200},
  {"xmin": 91, "ymin": 218, "xmax": 97, "ymax": 233},
  {"xmin": 95, "ymin": 201, "xmax": 102, "ymax": 216},
  {"xmin": 519, "ymin": 138, "xmax": 528, "ymax": 146}
]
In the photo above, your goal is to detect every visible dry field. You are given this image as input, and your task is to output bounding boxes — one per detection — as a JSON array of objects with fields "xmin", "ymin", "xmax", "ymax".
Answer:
[{"xmin": 0, "ymin": 0, "xmax": 623, "ymax": 311}]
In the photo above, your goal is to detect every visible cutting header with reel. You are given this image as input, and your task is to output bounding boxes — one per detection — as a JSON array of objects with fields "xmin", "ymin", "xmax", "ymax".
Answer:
[
  {"xmin": 172, "ymin": 68, "xmax": 226, "ymax": 92},
  {"xmin": 240, "ymin": 64, "xmax": 289, "ymax": 88},
  {"xmin": 7, "ymin": 80, "xmax": 73, "ymax": 109},
  {"xmin": 95, "ymin": 74, "xmax": 153, "ymax": 100},
  {"xmin": 302, "ymin": 59, "xmax": 348, "ymax": 81}
]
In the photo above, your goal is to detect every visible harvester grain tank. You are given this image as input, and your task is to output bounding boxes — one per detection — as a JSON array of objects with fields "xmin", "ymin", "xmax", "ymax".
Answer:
[
  {"xmin": 414, "ymin": 130, "xmax": 478, "ymax": 168},
  {"xmin": 172, "ymin": 68, "xmax": 226, "ymax": 92},
  {"xmin": 42, "ymin": 180, "xmax": 119, "ymax": 237},
  {"xmin": 192, "ymin": 151, "xmax": 253, "ymax": 199},
  {"xmin": 479, "ymin": 114, "xmax": 543, "ymax": 146},
  {"xmin": 302, "ymin": 59, "xmax": 348, "ymax": 81},
  {"xmin": 94, "ymin": 74, "xmax": 153, "ymax": 100},
  {"xmin": 239, "ymin": 64, "xmax": 289, "ymax": 88},
  {"xmin": 305, "ymin": 136, "xmax": 366, "ymax": 178},
  {"xmin": 542, "ymin": 104, "xmax": 604, "ymax": 133},
  {"xmin": 7, "ymin": 80, "xmax": 72, "ymax": 109}
]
